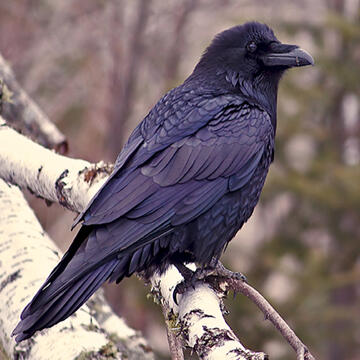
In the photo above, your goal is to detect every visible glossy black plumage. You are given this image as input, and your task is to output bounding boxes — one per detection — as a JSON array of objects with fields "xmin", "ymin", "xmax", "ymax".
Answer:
[{"xmin": 13, "ymin": 22, "xmax": 313, "ymax": 342}]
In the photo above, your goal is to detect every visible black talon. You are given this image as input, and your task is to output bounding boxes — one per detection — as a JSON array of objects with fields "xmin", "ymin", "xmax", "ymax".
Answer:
[
  {"xmin": 173, "ymin": 288, "xmax": 178, "ymax": 305},
  {"xmin": 173, "ymin": 283, "xmax": 180, "ymax": 305},
  {"xmin": 173, "ymin": 282, "xmax": 186, "ymax": 305}
]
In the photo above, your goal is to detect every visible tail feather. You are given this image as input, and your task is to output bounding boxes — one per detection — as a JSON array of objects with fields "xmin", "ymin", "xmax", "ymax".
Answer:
[
  {"xmin": 35, "ymin": 265, "xmax": 106, "ymax": 329},
  {"xmin": 13, "ymin": 220, "xmax": 173, "ymax": 342},
  {"xmin": 13, "ymin": 259, "xmax": 118, "ymax": 342},
  {"xmin": 19, "ymin": 226, "xmax": 93, "ymax": 320},
  {"xmin": 16, "ymin": 271, "xmax": 94, "ymax": 335},
  {"xmin": 53, "ymin": 260, "xmax": 116, "ymax": 324}
]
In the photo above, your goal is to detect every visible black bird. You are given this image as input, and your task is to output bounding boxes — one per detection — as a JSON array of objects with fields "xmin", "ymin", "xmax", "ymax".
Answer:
[{"xmin": 13, "ymin": 22, "xmax": 313, "ymax": 342}]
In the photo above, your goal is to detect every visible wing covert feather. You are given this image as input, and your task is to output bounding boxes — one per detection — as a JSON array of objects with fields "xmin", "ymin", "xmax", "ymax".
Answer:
[{"xmin": 78, "ymin": 93, "xmax": 273, "ymax": 235}]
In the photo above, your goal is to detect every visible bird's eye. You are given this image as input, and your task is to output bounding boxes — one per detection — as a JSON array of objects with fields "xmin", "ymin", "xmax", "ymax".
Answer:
[{"xmin": 247, "ymin": 41, "xmax": 257, "ymax": 53}]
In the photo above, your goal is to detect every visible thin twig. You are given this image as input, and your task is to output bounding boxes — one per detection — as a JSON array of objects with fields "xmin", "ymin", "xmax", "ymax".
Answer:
[{"xmin": 224, "ymin": 278, "xmax": 316, "ymax": 360}]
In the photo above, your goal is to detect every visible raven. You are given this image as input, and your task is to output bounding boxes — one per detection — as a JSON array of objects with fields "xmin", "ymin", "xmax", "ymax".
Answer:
[{"xmin": 13, "ymin": 22, "xmax": 313, "ymax": 342}]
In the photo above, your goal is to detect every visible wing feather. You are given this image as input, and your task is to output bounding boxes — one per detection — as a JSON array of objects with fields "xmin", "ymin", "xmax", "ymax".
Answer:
[{"xmin": 82, "ymin": 103, "xmax": 272, "ymax": 230}]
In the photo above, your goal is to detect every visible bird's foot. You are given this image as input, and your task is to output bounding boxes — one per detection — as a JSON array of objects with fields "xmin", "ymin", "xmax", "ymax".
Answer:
[
  {"xmin": 173, "ymin": 263, "xmax": 200, "ymax": 305},
  {"xmin": 173, "ymin": 261, "xmax": 247, "ymax": 304},
  {"xmin": 200, "ymin": 260, "xmax": 247, "ymax": 294},
  {"xmin": 212, "ymin": 261, "xmax": 247, "ymax": 282}
]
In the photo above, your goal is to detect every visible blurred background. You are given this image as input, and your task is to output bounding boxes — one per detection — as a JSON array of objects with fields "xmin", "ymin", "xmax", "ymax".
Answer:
[{"xmin": 0, "ymin": 1, "xmax": 359, "ymax": 359}]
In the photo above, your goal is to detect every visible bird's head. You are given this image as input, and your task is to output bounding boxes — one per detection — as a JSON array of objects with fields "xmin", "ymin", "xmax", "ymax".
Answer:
[
  {"xmin": 190, "ymin": 22, "xmax": 314, "ymax": 119},
  {"xmin": 195, "ymin": 21, "xmax": 314, "ymax": 82}
]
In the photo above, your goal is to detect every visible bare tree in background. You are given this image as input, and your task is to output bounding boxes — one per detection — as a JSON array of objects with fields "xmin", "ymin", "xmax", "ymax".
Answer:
[
  {"xmin": 106, "ymin": 0, "xmax": 152, "ymax": 155},
  {"xmin": 163, "ymin": 0, "xmax": 199, "ymax": 88}
]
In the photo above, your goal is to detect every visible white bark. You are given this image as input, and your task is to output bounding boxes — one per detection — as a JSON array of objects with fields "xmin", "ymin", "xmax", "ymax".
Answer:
[
  {"xmin": 0, "ymin": 116, "xmax": 109, "ymax": 212},
  {"xmin": 0, "ymin": 179, "xmax": 153, "ymax": 360},
  {"xmin": 0, "ymin": 117, "xmax": 266, "ymax": 359},
  {"xmin": 151, "ymin": 267, "xmax": 267, "ymax": 360}
]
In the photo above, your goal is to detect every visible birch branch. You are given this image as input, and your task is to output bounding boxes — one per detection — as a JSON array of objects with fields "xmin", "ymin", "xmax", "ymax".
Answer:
[
  {"xmin": 151, "ymin": 268, "xmax": 267, "ymax": 360},
  {"xmin": 0, "ymin": 179, "xmax": 154, "ymax": 360},
  {"xmin": 0, "ymin": 116, "xmax": 111, "ymax": 212},
  {"xmin": 0, "ymin": 116, "xmax": 266, "ymax": 358},
  {"xmin": 0, "ymin": 54, "xmax": 67, "ymax": 153}
]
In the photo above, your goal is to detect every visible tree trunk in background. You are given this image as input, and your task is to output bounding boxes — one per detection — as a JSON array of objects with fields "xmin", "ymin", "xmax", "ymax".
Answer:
[
  {"xmin": 164, "ymin": 0, "xmax": 199, "ymax": 90},
  {"xmin": 106, "ymin": 0, "xmax": 151, "ymax": 157}
]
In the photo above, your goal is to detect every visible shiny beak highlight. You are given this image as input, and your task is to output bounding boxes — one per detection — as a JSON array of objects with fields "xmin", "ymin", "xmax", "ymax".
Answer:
[{"xmin": 262, "ymin": 47, "xmax": 314, "ymax": 68}]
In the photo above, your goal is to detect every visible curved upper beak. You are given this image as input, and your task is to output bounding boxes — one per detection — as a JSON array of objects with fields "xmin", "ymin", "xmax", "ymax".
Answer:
[{"xmin": 262, "ymin": 47, "xmax": 314, "ymax": 68}]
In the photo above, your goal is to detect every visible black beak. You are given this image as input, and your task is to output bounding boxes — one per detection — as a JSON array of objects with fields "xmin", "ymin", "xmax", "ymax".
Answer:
[{"xmin": 262, "ymin": 46, "xmax": 314, "ymax": 68}]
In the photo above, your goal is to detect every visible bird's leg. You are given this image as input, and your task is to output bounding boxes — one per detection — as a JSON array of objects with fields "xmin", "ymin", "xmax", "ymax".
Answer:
[
  {"xmin": 173, "ymin": 260, "xmax": 247, "ymax": 304},
  {"xmin": 174, "ymin": 263, "xmax": 195, "ymax": 281}
]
